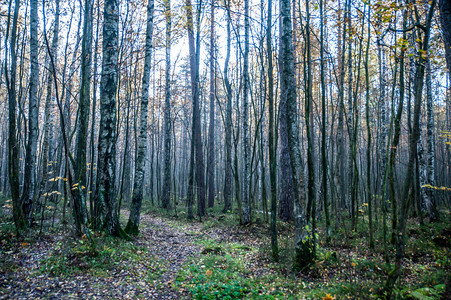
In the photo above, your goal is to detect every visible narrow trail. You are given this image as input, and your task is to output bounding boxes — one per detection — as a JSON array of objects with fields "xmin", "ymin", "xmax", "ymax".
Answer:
[{"xmin": 0, "ymin": 211, "xmax": 227, "ymax": 299}]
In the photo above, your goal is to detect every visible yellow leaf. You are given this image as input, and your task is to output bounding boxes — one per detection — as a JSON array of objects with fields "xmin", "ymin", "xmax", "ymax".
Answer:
[{"xmin": 206, "ymin": 269, "xmax": 212, "ymax": 276}]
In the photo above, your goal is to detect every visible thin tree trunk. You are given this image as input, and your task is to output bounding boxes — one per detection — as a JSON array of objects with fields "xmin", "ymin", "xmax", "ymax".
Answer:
[
  {"xmin": 125, "ymin": 0, "xmax": 154, "ymax": 235},
  {"xmin": 223, "ymin": 0, "xmax": 232, "ymax": 213},
  {"xmin": 21, "ymin": 0, "xmax": 40, "ymax": 225},
  {"xmin": 424, "ymin": 59, "xmax": 439, "ymax": 221},
  {"xmin": 319, "ymin": 0, "xmax": 330, "ymax": 243},
  {"xmin": 305, "ymin": 0, "xmax": 316, "ymax": 251},
  {"xmin": 440, "ymin": 0, "xmax": 451, "ymax": 76},
  {"xmin": 38, "ymin": 0, "xmax": 60, "ymax": 211},
  {"xmin": 73, "ymin": 0, "xmax": 93, "ymax": 236},
  {"xmin": 162, "ymin": 0, "xmax": 172, "ymax": 210},
  {"xmin": 185, "ymin": 0, "xmax": 206, "ymax": 218},
  {"xmin": 336, "ymin": 0, "xmax": 347, "ymax": 226},
  {"xmin": 241, "ymin": 0, "xmax": 251, "ymax": 225},
  {"xmin": 267, "ymin": 0, "xmax": 278, "ymax": 262},
  {"xmin": 207, "ymin": 0, "xmax": 216, "ymax": 209},
  {"xmin": 5, "ymin": 0, "xmax": 25, "ymax": 232},
  {"xmin": 364, "ymin": 1, "xmax": 374, "ymax": 249},
  {"xmin": 89, "ymin": 0, "xmax": 101, "ymax": 220}
]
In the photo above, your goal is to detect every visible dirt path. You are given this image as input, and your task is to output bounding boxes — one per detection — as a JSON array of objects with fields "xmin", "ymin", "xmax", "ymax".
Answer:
[{"xmin": 0, "ymin": 212, "xmax": 212, "ymax": 299}]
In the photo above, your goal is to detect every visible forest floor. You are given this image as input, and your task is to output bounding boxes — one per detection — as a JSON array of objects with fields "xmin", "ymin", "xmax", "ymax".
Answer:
[{"xmin": 0, "ymin": 201, "xmax": 450, "ymax": 299}]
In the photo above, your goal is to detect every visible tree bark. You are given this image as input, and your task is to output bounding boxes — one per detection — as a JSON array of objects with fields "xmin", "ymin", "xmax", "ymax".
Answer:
[
  {"xmin": 96, "ymin": 0, "xmax": 121, "ymax": 236},
  {"xmin": 241, "ymin": 0, "xmax": 251, "ymax": 225},
  {"xmin": 320, "ymin": 0, "xmax": 330, "ymax": 242},
  {"xmin": 424, "ymin": 59, "xmax": 439, "ymax": 221},
  {"xmin": 5, "ymin": 0, "xmax": 25, "ymax": 232},
  {"xmin": 207, "ymin": 0, "xmax": 216, "ymax": 209},
  {"xmin": 267, "ymin": 0, "xmax": 279, "ymax": 262},
  {"xmin": 185, "ymin": 0, "xmax": 206, "ymax": 218},
  {"xmin": 162, "ymin": 0, "xmax": 172, "ymax": 210},
  {"xmin": 364, "ymin": 1, "xmax": 374, "ymax": 249},
  {"xmin": 74, "ymin": 0, "xmax": 93, "ymax": 236},
  {"xmin": 223, "ymin": 0, "xmax": 232, "ymax": 213},
  {"xmin": 38, "ymin": 0, "xmax": 60, "ymax": 211},
  {"xmin": 125, "ymin": 0, "xmax": 154, "ymax": 235},
  {"xmin": 279, "ymin": 0, "xmax": 313, "ymax": 271},
  {"xmin": 21, "ymin": 0, "xmax": 40, "ymax": 225}
]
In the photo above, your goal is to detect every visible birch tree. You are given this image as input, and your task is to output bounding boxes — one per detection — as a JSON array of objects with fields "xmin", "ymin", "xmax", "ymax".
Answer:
[
  {"xmin": 96, "ymin": 0, "xmax": 122, "ymax": 236},
  {"xmin": 125, "ymin": 0, "xmax": 154, "ymax": 235}
]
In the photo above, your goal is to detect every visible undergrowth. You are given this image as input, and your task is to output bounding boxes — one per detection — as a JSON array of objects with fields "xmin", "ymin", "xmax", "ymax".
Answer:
[{"xmin": 39, "ymin": 235, "xmax": 150, "ymax": 277}]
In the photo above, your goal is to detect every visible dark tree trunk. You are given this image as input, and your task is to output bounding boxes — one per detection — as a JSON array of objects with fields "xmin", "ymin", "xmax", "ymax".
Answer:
[
  {"xmin": 21, "ymin": 0, "xmax": 40, "ymax": 225},
  {"xmin": 74, "ymin": 0, "xmax": 93, "ymax": 236},
  {"xmin": 5, "ymin": 0, "xmax": 25, "ymax": 232},
  {"xmin": 267, "ymin": 0, "xmax": 279, "ymax": 262},
  {"xmin": 241, "ymin": 0, "xmax": 251, "ymax": 225},
  {"xmin": 185, "ymin": 0, "xmax": 206, "ymax": 218},
  {"xmin": 320, "ymin": 0, "xmax": 330, "ymax": 242},
  {"xmin": 223, "ymin": 0, "xmax": 232, "ymax": 213},
  {"xmin": 440, "ymin": 0, "xmax": 451, "ymax": 76},
  {"xmin": 162, "ymin": 0, "xmax": 172, "ymax": 210},
  {"xmin": 207, "ymin": 0, "xmax": 216, "ymax": 209},
  {"xmin": 364, "ymin": 1, "xmax": 373, "ymax": 249}
]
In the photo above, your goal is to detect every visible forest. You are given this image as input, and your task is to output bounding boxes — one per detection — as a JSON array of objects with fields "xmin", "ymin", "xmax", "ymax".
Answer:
[{"xmin": 0, "ymin": 0, "xmax": 450, "ymax": 298}]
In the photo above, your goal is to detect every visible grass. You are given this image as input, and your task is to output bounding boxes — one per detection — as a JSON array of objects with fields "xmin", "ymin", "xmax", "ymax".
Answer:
[
  {"xmin": 168, "ymin": 203, "xmax": 450, "ymax": 299},
  {"xmin": 174, "ymin": 237, "xmax": 298, "ymax": 299},
  {"xmin": 38, "ymin": 235, "xmax": 153, "ymax": 277}
]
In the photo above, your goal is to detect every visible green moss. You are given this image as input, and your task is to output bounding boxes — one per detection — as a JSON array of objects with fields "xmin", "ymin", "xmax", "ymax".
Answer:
[
  {"xmin": 124, "ymin": 220, "xmax": 139, "ymax": 236},
  {"xmin": 293, "ymin": 240, "xmax": 314, "ymax": 272}
]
